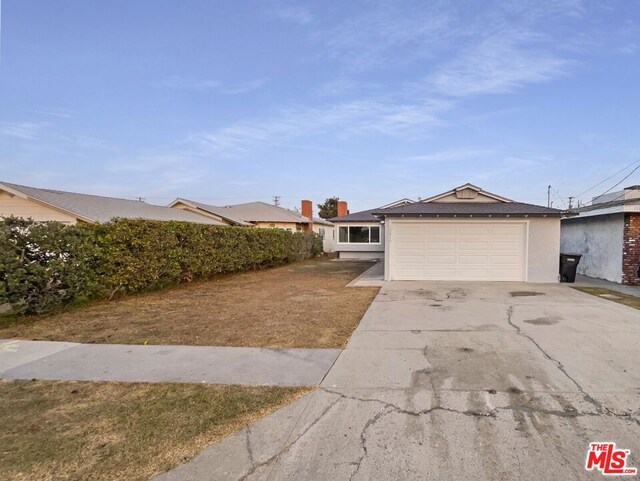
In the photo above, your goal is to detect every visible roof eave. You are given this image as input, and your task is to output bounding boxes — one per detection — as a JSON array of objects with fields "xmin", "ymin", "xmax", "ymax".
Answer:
[
  {"xmin": 374, "ymin": 213, "xmax": 562, "ymax": 218},
  {"xmin": 0, "ymin": 184, "xmax": 98, "ymax": 224}
]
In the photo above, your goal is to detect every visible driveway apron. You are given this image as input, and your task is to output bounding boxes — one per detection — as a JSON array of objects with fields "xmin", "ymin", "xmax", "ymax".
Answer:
[{"xmin": 155, "ymin": 282, "xmax": 640, "ymax": 481}]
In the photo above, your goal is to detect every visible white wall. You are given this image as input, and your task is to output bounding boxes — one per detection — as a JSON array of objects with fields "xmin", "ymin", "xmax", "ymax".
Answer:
[
  {"xmin": 560, "ymin": 214, "xmax": 624, "ymax": 283},
  {"xmin": 313, "ymin": 224, "xmax": 335, "ymax": 252},
  {"xmin": 383, "ymin": 217, "xmax": 561, "ymax": 283},
  {"xmin": 527, "ymin": 217, "xmax": 561, "ymax": 283}
]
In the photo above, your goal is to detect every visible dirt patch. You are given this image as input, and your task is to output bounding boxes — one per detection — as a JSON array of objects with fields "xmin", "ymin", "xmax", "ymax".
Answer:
[
  {"xmin": 457, "ymin": 347, "xmax": 474, "ymax": 353},
  {"xmin": 0, "ymin": 259, "xmax": 379, "ymax": 349},
  {"xmin": 523, "ymin": 316, "xmax": 561, "ymax": 326},
  {"xmin": 510, "ymin": 291, "xmax": 545, "ymax": 297},
  {"xmin": 0, "ymin": 379, "xmax": 309, "ymax": 481},
  {"xmin": 572, "ymin": 286, "xmax": 640, "ymax": 311}
]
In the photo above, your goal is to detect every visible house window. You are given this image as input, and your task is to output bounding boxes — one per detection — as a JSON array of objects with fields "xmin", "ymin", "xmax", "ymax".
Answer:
[
  {"xmin": 318, "ymin": 227, "xmax": 325, "ymax": 238},
  {"xmin": 337, "ymin": 225, "xmax": 381, "ymax": 244}
]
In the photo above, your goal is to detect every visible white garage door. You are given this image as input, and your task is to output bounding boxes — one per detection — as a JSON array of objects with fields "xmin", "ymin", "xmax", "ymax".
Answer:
[{"xmin": 390, "ymin": 221, "xmax": 527, "ymax": 281}]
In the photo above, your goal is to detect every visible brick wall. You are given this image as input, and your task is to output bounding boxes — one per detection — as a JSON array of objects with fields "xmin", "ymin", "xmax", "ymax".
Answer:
[{"xmin": 622, "ymin": 213, "xmax": 640, "ymax": 285}]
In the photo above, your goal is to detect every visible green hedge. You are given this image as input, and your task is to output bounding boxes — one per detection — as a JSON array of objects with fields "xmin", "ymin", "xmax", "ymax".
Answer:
[{"xmin": 0, "ymin": 218, "xmax": 323, "ymax": 315}]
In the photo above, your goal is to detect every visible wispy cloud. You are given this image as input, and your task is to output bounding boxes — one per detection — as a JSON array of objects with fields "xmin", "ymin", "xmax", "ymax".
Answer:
[
  {"xmin": 268, "ymin": 4, "xmax": 313, "ymax": 25},
  {"xmin": 426, "ymin": 34, "xmax": 571, "ymax": 97},
  {"xmin": 189, "ymin": 98, "xmax": 449, "ymax": 154},
  {"xmin": 33, "ymin": 108, "xmax": 74, "ymax": 119},
  {"xmin": 316, "ymin": 3, "xmax": 450, "ymax": 71},
  {"xmin": 160, "ymin": 75, "xmax": 266, "ymax": 94},
  {"xmin": 0, "ymin": 121, "xmax": 47, "ymax": 140},
  {"xmin": 403, "ymin": 149, "xmax": 494, "ymax": 164}
]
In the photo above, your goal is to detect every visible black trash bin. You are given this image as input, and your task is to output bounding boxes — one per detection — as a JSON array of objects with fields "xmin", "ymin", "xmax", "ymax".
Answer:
[{"xmin": 559, "ymin": 253, "xmax": 582, "ymax": 283}]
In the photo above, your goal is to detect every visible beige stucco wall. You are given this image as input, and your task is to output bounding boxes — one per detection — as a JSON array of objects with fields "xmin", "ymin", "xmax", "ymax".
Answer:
[
  {"xmin": 0, "ymin": 191, "xmax": 78, "ymax": 224},
  {"xmin": 170, "ymin": 202, "xmax": 230, "ymax": 224},
  {"xmin": 253, "ymin": 221, "xmax": 306, "ymax": 231},
  {"xmin": 527, "ymin": 217, "xmax": 561, "ymax": 283}
]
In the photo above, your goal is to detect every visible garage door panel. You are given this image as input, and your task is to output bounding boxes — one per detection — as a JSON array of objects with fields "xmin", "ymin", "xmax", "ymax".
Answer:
[
  {"xmin": 426, "ymin": 255, "xmax": 456, "ymax": 264},
  {"xmin": 458, "ymin": 240, "xmax": 490, "ymax": 250},
  {"xmin": 391, "ymin": 221, "xmax": 526, "ymax": 281}
]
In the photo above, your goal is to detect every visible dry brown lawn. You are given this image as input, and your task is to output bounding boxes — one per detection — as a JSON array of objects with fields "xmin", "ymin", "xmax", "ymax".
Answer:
[
  {"xmin": 0, "ymin": 259, "xmax": 379, "ymax": 348},
  {"xmin": 571, "ymin": 286, "xmax": 640, "ymax": 310},
  {"xmin": 0, "ymin": 379, "xmax": 309, "ymax": 481}
]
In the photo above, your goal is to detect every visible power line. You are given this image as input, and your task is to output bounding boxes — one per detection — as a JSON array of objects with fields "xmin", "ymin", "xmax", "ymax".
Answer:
[
  {"xmin": 583, "ymin": 161, "xmax": 640, "ymax": 206},
  {"xmin": 574, "ymin": 157, "xmax": 640, "ymax": 201}
]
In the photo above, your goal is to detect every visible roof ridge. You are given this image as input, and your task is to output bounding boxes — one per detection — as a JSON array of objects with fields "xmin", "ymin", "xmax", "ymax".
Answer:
[{"xmin": 2, "ymin": 181, "xmax": 152, "ymax": 204}]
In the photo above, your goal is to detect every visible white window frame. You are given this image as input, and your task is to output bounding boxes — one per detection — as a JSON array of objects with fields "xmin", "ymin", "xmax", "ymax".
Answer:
[{"xmin": 337, "ymin": 224, "xmax": 381, "ymax": 245}]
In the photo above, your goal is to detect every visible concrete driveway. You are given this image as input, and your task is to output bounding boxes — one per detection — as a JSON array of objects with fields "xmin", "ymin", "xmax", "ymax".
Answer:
[{"xmin": 155, "ymin": 282, "xmax": 640, "ymax": 481}]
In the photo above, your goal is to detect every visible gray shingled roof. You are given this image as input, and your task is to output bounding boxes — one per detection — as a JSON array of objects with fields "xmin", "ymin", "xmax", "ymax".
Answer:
[
  {"xmin": 313, "ymin": 217, "xmax": 334, "ymax": 226},
  {"xmin": 172, "ymin": 198, "xmax": 253, "ymax": 225},
  {"xmin": 329, "ymin": 208, "xmax": 380, "ymax": 223},
  {"xmin": 176, "ymin": 199, "xmax": 310, "ymax": 224},
  {"xmin": 374, "ymin": 202, "xmax": 562, "ymax": 217},
  {"xmin": 1, "ymin": 182, "xmax": 223, "ymax": 225}
]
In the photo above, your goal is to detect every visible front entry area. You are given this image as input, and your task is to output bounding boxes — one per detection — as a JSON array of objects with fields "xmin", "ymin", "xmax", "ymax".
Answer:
[{"xmin": 388, "ymin": 220, "xmax": 527, "ymax": 281}]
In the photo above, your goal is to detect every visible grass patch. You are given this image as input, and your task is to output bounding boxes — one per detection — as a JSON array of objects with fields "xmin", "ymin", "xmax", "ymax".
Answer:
[
  {"xmin": 0, "ymin": 380, "xmax": 310, "ymax": 481},
  {"xmin": 571, "ymin": 286, "xmax": 640, "ymax": 310},
  {"xmin": 0, "ymin": 258, "xmax": 379, "ymax": 348}
]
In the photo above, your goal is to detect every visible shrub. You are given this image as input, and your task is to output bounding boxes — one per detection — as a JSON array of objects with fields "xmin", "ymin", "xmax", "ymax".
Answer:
[
  {"xmin": 0, "ymin": 217, "xmax": 322, "ymax": 314},
  {"xmin": 0, "ymin": 217, "xmax": 100, "ymax": 314}
]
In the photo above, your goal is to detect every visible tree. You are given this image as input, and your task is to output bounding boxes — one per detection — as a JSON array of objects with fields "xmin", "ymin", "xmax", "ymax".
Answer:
[{"xmin": 317, "ymin": 197, "xmax": 340, "ymax": 219}]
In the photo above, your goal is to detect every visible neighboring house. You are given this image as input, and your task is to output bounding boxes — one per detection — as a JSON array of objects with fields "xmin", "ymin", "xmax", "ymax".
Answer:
[
  {"xmin": 297, "ymin": 199, "xmax": 334, "ymax": 252},
  {"xmin": 332, "ymin": 183, "xmax": 562, "ymax": 282},
  {"xmin": 561, "ymin": 185, "xmax": 640, "ymax": 285},
  {"xmin": 169, "ymin": 198, "xmax": 313, "ymax": 231},
  {"xmin": 312, "ymin": 217, "xmax": 335, "ymax": 253},
  {"xmin": 172, "ymin": 198, "xmax": 335, "ymax": 251},
  {"xmin": 0, "ymin": 181, "xmax": 222, "ymax": 225}
]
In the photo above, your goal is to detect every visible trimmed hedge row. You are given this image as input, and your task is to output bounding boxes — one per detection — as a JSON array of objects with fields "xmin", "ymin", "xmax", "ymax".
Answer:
[{"xmin": 0, "ymin": 217, "xmax": 323, "ymax": 315}]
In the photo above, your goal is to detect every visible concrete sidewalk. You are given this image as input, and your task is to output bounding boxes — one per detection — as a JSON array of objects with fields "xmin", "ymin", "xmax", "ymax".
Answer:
[
  {"xmin": 575, "ymin": 274, "xmax": 640, "ymax": 297},
  {"xmin": 346, "ymin": 261, "xmax": 384, "ymax": 287},
  {"xmin": 0, "ymin": 340, "xmax": 340, "ymax": 386}
]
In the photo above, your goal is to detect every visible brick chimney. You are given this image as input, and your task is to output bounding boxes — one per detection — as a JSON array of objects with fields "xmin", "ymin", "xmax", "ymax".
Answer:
[
  {"xmin": 301, "ymin": 199, "xmax": 313, "ymax": 221},
  {"xmin": 337, "ymin": 200, "xmax": 348, "ymax": 217}
]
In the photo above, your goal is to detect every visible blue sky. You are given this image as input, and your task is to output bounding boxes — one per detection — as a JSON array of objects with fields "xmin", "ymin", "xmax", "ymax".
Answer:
[{"xmin": 1, "ymin": 0, "xmax": 639, "ymax": 212}]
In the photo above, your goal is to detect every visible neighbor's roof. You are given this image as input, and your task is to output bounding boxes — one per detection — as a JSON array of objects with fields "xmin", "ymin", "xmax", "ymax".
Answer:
[
  {"xmin": 174, "ymin": 199, "xmax": 310, "ymax": 225},
  {"xmin": 570, "ymin": 196, "xmax": 640, "ymax": 214},
  {"xmin": 170, "ymin": 198, "xmax": 253, "ymax": 226},
  {"xmin": 0, "ymin": 182, "xmax": 223, "ymax": 225},
  {"xmin": 374, "ymin": 202, "xmax": 562, "ymax": 217},
  {"xmin": 313, "ymin": 217, "xmax": 334, "ymax": 226}
]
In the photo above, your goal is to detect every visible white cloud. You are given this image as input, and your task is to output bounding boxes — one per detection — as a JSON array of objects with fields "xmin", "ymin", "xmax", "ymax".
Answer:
[
  {"xmin": 403, "ymin": 149, "xmax": 494, "ymax": 164},
  {"xmin": 269, "ymin": 4, "xmax": 313, "ymax": 25},
  {"xmin": 160, "ymin": 75, "xmax": 265, "ymax": 94},
  {"xmin": 316, "ymin": 3, "xmax": 451, "ymax": 71},
  {"xmin": 427, "ymin": 34, "xmax": 571, "ymax": 97},
  {"xmin": 189, "ymin": 98, "xmax": 448, "ymax": 154},
  {"xmin": 0, "ymin": 121, "xmax": 47, "ymax": 140}
]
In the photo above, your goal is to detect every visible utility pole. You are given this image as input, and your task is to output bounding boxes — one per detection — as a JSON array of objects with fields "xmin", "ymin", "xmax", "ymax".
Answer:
[
  {"xmin": 547, "ymin": 185, "xmax": 551, "ymax": 208},
  {"xmin": 568, "ymin": 196, "xmax": 574, "ymax": 210}
]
